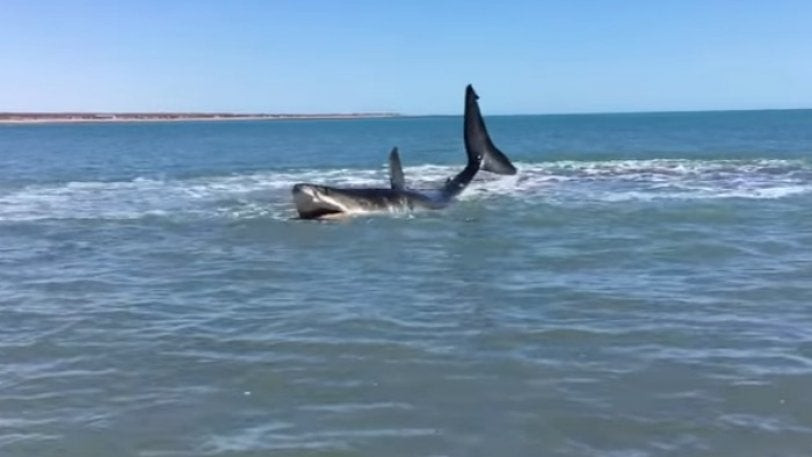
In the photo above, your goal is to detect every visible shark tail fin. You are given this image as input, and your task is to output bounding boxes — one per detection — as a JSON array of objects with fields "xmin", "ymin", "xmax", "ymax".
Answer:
[
  {"xmin": 389, "ymin": 147, "xmax": 406, "ymax": 190},
  {"xmin": 481, "ymin": 143, "xmax": 517, "ymax": 175},
  {"xmin": 464, "ymin": 84, "xmax": 517, "ymax": 175}
]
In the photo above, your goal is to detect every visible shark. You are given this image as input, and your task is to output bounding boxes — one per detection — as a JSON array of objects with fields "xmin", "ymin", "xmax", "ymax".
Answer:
[{"xmin": 291, "ymin": 85, "xmax": 516, "ymax": 219}]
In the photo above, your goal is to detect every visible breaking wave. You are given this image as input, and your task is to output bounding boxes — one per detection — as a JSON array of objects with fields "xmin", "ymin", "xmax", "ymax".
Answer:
[{"xmin": 0, "ymin": 159, "xmax": 809, "ymax": 221}]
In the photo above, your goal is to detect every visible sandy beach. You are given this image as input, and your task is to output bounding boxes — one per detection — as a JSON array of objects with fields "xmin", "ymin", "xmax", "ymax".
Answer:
[{"xmin": 0, "ymin": 112, "xmax": 400, "ymax": 124}]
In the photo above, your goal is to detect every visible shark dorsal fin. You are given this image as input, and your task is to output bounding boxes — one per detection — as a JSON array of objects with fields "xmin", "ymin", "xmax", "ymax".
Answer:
[{"xmin": 389, "ymin": 147, "xmax": 406, "ymax": 190}]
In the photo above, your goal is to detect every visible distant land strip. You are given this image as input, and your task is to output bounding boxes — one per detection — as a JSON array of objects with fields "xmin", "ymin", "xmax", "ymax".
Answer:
[{"xmin": 0, "ymin": 112, "xmax": 401, "ymax": 124}]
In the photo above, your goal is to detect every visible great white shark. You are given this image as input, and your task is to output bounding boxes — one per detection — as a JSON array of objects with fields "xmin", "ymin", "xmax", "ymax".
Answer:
[{"xmin": 291, "ymin": 85, "xmax": 516, "ymax": 219}]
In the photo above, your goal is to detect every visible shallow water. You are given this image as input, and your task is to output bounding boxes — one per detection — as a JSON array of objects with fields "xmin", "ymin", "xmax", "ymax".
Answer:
[{"xmin": 2, "ymin": 112, "xmax": 812, "ymax": 456}]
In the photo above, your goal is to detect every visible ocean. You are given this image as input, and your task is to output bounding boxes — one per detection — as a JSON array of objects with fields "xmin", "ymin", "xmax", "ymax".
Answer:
[{"xmin": 1, "ymin": 111, "xmax": 812, "ymax": 456}]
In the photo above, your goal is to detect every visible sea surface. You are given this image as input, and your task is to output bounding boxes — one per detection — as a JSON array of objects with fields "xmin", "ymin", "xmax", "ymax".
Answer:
[{"xmin": 2, "ymin": 111, "xmax": 812, "ymax": 457}]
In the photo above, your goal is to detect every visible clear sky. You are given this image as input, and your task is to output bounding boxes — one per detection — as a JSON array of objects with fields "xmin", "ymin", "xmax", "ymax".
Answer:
[{"xmin": 2, "ymin": 0, "xmax": 811, "ymax": 114}]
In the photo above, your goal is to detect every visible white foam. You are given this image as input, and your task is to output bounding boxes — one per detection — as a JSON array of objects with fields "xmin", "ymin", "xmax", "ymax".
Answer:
[
  {"xmin": 0, "ymin": 159, "xmax": 808, "ymax": 221},
  {"xmin": 479, "ymin": 159, "xmax": 812, "ymax": 204}
]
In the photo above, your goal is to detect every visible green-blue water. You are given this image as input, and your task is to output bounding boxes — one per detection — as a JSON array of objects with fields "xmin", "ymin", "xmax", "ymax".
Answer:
[{"xmin": 2, "ymin": 111, "xmax": 812, "ymax": 456}]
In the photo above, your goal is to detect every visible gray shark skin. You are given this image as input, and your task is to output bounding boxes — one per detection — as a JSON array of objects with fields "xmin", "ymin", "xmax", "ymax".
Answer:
[{"xmin": 291, "ymin": 85, "xmax": 516, "ymax": 219}]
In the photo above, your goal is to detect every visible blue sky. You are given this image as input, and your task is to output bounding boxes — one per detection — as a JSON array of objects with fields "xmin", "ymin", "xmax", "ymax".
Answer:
[{"xmin": 2, "ymin": 1, "xmax": 811, "ymax": 114}]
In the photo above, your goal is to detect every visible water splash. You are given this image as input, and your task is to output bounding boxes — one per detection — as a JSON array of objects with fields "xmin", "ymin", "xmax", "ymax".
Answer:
[{"xmin": 0, "ymin": 159, "xmax": 809, "ymax": 221}]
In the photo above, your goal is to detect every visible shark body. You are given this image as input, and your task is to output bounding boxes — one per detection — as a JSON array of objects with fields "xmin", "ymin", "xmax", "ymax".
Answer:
[{"xmin": 292, "ymin": 85, "xmax": 516, "ymax": 219}]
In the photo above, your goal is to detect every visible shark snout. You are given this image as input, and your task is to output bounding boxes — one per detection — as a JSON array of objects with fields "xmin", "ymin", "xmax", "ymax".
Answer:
[
  {"xmin": 292, "ymin": 183, "xmax": 328, "ymax": 198},
  {"xmin": 292, "ymin": 183, "xmax": 313, "ymax": 196}
]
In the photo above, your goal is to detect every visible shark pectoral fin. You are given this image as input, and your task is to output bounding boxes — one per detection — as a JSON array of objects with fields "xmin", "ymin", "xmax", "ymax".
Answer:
[{"xmin": 389, "ymin": 147, "xmax": 406, "ymax": 190}]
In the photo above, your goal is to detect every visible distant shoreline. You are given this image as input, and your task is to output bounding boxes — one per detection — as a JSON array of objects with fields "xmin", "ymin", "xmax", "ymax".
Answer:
[{"xmin": 0, "ymin": 112, "xmax": 401, "ymax": 124}]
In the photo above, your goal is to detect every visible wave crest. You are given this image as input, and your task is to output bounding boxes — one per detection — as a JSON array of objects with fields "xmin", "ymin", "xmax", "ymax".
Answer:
[{"xmin": 0, "ymin": 159, "xmax": 808, "ymax": 221}]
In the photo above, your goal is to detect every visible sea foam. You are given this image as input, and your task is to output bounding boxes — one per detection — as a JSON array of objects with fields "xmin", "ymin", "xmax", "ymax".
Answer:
[{"xmin": 0, "ymin": 159, "xmax": 808, "ymax": 221}]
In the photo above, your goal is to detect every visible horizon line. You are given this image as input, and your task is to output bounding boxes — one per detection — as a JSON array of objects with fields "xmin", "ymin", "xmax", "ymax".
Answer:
[
  {"xmin": 2, "ymin": 106, "xmax": 811, "ymax": 120},
  {"xmin": 412, "ymin": 105, "xmax": 812, "ymax": 117}
]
